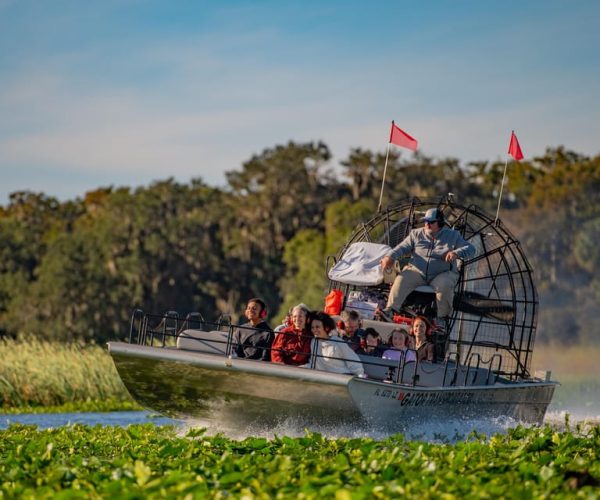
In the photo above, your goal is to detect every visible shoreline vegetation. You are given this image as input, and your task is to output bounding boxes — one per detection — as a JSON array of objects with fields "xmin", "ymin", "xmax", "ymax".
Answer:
[
  {"xmin": 1, "ymin": 146, "xmax": 599, "ymax": 348},
  {"xmin": 0, "ymin": 337, "xmax": 137, "ymax": 413},
  {"xmin": 1, "ymin": 338, "xmax": 598, "ymax": 415}
]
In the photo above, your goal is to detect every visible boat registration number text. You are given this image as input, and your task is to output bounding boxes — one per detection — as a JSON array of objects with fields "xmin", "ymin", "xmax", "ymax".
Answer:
[{"xmin": 373, "ymin": 388, "xmax": 475, "ymax": 407}]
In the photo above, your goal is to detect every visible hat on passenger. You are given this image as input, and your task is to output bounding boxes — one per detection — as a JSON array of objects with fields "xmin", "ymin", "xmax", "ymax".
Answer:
[{"xmin": 423, "ymin": 208, "xmax": 443, "ymax": 223}]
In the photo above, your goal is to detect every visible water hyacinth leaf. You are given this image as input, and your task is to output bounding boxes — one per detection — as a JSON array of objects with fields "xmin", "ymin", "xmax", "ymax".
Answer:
[
  {"xmin": 157, "ymin": 442, "xmax": 185, "ymax": 457},
  {"xmin": 381, "ymin": 465, "xmax": 397, "ymax": 481},
  {"xmin": 184, "ymin": 427, "xmax": 207, "ymax": 438},
  {"xmin": 318, "ymin": 483, "xmax": 345, "ymax": 496},
  {"xmin": 2, "ymin": 424, "xmax": 600, "ymax": 497},
  {"xmin": 219, "ymin": 471, "xmax": 245, "ymax": 486},
  {"xmin": 334, "ymin": 488, "xmax": 353, "ymax": 500},
  {"xmin": 539, "ymin": 465, "xmax": 555, "ymax": 481},
  {"xmin": 134, "ymin": 460, "xmax": 152, "ymax": 486},
  {"xmin": 335, "ymin": 453, "xmax": 349, "ymax": 468},
  {"xmin": 518, "ymin": 461, "xmax": 539, "ymax": 479},
  {"xmin": 247, "ymin": 437, "xmax": 270, "ymax": 450}
]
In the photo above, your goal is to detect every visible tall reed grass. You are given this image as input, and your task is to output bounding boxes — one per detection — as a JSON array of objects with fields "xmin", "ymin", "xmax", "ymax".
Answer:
[{"xmin": 0, "ymin": 337, "xmax": 132, "ymax": 409}]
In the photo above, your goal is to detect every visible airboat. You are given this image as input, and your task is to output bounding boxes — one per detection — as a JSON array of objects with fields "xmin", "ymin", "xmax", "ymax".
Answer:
[{"xmin": 108, "ymin": 196, "xmax": 557, "ymax": 430}]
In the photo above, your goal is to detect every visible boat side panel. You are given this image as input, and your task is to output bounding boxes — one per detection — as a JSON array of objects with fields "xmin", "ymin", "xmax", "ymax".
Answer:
[
  {"xmin": 109, "ymin": 344, "xmax": 359, "ymax": 426},
  {"xmin": 348, "ymin": 378, "xmax": 556, "ymax": 429}
]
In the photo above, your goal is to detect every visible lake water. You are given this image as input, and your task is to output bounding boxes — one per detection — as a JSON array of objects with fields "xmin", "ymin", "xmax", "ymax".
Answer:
[
  {"xmin": 1, "ymin": 400, "xmax": 597, "ymax": 444},
  {"xmin": 0, "ymin": 411, "xmax": 175, "ymax": 430},
  {"xmin": 2, "ymin": 381, "xmax": 597, "ymax": 441},
  {"xmin": 0, "ymin": 410, "xmax": 531, "ymax": 442}
]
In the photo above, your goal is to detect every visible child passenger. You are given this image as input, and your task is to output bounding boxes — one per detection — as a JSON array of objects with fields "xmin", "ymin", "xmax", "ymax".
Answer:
[
  {"xmin": 304, "ymin": 311, "xmax": 364, "ymax": 376},
  {"xmin": 382, "ymin": 328, "xmax": 417, "ymax": 363}
]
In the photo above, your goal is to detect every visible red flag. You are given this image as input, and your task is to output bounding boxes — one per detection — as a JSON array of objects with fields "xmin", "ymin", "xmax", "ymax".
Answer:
[
  {"xmin": 389, "ymin": 121, "xmax": 418, "ymax": 151},
  {"xmin": 508, "ymin": 131, "xmax": 524, "ymax": 161}
]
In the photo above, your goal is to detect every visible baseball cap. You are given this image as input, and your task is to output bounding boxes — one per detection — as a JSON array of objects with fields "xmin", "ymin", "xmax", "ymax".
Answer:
[{"xmin": 423, "ymin": 208, "xmax": 442, "ymax": 222}]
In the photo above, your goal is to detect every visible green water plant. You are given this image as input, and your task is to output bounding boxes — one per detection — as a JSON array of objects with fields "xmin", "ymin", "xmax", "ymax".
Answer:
[{"xmin": 0, "ymin": 424, "xmax": 598, "ymax": 498}]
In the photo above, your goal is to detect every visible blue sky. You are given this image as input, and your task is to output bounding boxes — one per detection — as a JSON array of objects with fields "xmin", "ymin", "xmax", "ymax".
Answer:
[{"xmin": 1, "ymin": 0, "xmax": 599, "ymax": 204}]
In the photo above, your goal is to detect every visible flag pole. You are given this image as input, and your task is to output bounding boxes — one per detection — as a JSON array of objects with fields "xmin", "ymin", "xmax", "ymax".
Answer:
[
  {"xmin": 377, "ymin": 142, "xmax": 391, "ymax": 213},
  {"xmin": 379, "ymin": 120, "xmax": 418, "ymax": 212},
  {"xmin": 494, "ymin": 157, "xmax": 509, "ymax": 225}
]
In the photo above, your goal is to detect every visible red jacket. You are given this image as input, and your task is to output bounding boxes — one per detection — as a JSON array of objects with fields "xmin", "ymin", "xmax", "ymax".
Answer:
[{"xmin": 271, "ymin": 325, "xmax": 312, "ymax": 365}]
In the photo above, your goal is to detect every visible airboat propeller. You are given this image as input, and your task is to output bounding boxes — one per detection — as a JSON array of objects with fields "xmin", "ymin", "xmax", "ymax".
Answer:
[{"xmin": 328, "ymin": 195, "xmax": 538, "ymax": 380}]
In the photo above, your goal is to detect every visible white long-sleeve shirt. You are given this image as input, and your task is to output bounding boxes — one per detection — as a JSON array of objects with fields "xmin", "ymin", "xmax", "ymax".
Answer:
[{"xmin": 306, "ymin": 335, "xmax": 364, "ymax": 376}]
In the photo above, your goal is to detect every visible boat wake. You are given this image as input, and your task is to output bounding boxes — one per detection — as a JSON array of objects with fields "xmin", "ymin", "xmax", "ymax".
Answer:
[
  {"xmin": 544, "ymin": 410, "xmax": 600, "ymax": 430},
  {"xmin": 177, "ymin": 410, "xmax": 598, "ymax": 444},
  {"xmin": 178, "ymin": 414, "xmax": 523, "ymax": 444}
]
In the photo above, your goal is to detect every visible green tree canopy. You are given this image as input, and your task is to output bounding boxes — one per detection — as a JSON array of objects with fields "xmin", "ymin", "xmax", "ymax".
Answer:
[{"xmin": 0, "ymin": 143, "xmax": 598, "ymax": 345}]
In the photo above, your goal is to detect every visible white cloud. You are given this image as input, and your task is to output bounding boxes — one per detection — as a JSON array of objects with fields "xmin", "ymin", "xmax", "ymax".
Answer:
[{"xmin": 1, "ymin": 2, "xmax": 600, "ymax": 204}]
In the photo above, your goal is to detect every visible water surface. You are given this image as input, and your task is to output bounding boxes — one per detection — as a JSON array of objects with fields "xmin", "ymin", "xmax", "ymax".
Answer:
[
  {"xmin": 2, "ymin": 407, "xmax": 596, "ymax": 445},
  {"xmin": 0, "ymin": 410, "xmax": 175, "ymax": 430},
  {"xmin": 2, "ymin": 389, "xmax": 597, "ymax": 444}
]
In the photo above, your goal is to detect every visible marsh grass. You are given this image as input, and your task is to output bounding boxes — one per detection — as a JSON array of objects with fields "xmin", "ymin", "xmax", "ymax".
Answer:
[{"xmin": 0, "ymin": 337, "xmax": 134, "ymax": 410}]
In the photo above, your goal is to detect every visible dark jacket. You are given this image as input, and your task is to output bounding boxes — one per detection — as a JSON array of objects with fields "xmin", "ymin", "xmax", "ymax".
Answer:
[
  {"xmin": 339, "ymin": 327, "xmax": 366, "ymax": 352},
  {"xmin": 355, "ymin": 345, "xmax": 384, "ymax": 357},
  {"xmin": 234, "ymin": 321, "xmax": 273, "ymax": 361},
  {"xmin": 417, "ymin": 341, "xmax": 435, "ymax": 362},
  {"xmin": 340, "ymin": 335, "xmax": 363, "ymax": 352}
]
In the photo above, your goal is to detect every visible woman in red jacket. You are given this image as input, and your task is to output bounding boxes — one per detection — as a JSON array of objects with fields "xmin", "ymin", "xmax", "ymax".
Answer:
[{"xmin": 271, "ymin": 303, "xmax": 312, "ymax": 365}]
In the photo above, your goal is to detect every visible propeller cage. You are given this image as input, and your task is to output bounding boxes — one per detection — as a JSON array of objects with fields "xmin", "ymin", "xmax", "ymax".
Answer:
[{"xmin": 327, "ymin": 196, "xmax": 538, "ymax": 380}]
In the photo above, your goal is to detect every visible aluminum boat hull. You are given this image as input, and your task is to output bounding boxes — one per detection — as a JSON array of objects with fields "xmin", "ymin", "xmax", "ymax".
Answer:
[{"xmin": 108, "ymin": 342, "xmax": 557, "ymax": 431}]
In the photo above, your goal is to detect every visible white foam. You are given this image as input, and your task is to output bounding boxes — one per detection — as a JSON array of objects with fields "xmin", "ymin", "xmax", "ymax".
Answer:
[
  {"xmin": 544, "ymin": 410, "xmax": 600, "ymax": 429},
  {"xmin": 177, "ymin": 414, "xmax": 531, "ymax": 444}
]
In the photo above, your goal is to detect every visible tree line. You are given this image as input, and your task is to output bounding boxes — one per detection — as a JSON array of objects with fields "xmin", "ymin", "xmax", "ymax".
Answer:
[{"xmin": 1, "ymin": 143, "xmax": 598, "ymax": 344}]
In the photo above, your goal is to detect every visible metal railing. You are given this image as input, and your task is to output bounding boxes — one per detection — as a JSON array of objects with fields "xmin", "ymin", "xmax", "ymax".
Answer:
[{"xmin": 126, "ymin": 309, "xmax": 505, "ymax": 386}]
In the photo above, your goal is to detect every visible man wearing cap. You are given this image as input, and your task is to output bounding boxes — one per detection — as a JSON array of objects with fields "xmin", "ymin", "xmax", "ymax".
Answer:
[{"xmin": 379, "ymin": 207, "xmax": 476, "ymax": 321}]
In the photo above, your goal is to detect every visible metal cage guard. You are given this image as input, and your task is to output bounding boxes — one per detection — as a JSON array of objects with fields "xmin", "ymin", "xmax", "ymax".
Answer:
[{"xmin": 327, "ymin": 196, "xmax": 538, "ymax": 380}]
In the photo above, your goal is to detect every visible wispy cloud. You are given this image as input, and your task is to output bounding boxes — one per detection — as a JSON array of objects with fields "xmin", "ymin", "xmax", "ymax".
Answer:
[{"xmin": 1, "ymin": 1, "xmax": 599, "ymax": 203}]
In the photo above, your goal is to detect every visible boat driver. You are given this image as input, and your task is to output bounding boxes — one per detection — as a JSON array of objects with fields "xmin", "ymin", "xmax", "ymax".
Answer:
[{"xmin": 378, "ymin": 207, "xmax": 476, "ymax": 323}]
